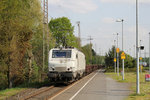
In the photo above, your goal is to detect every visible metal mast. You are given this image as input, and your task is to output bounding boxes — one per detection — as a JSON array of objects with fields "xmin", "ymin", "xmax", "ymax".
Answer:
[
  {"xmin": 121, "ymin": 19, "xmax": 124, "ymax": 80},
  {"xmin": 77, "ymin": 21, "xmax": 81, "ymax": 45},
  {"xmin": 88, "ymin": 36, "xmax": 93, "ymax": 64},
  {"xmin": 43, "ymin": 0, "xmax": 49, "ymax": 71},
  {"xmin": 136, "ymin": 0, "xmax": 140, "ymax": 94},
  {"xmin": 116, "ymin": 19, "xmax": 124, "ymax": 79},
  {"xmin": 116, "ymin": 33, "xmax": 119, "ymax": 76}
]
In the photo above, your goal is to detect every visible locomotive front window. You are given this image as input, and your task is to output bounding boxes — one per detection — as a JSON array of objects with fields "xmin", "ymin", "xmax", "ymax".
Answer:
[{"xmin": 52, "ymin": 50, "xmax": 71, "ymax": 58}]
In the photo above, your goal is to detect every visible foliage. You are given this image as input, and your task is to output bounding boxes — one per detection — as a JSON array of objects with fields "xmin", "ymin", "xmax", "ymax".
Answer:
[
  {"xmin": 81, "ymin": 44, "xmax": 92, "ymax": 64},
  {"xmin": 49, "ymin": 17, "xmax": 78, "ymax": 47},
  {"xmin": 105, "ymin": 46, "xmax": 135, "ymax": 70},
  {"xmin": 0, "ymin": 0, "xmax": 44, "ymax": 89},
  {"xmin": 92, "ymin": 55, "xmax": 105, "ymax": 65},
  {"xmin": 105, "ymin": 46, "xmax": 115, "ymax": 67},
  {"xmin": 124, "ymin": 54, "xmax": 134, "ymax": 68},
  {"xmin": 81, "ymin": 44, "xmax": 105, "ymax": 65},
  {"xmin": 0, "ymin": 0, "xmax": 104, "ymax": 91}
]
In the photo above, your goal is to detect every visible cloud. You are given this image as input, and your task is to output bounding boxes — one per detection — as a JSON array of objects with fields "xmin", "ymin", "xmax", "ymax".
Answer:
[
  {"xmin": 100, "ymin": 0, "xmax": 150, "ymax": 4},
  {"xmin": 48, "ymin": 0, "xmax": 98, "ymax": 14},
  {"xmin": 101, "ymin": 17, "xmax": 114, "ymax": 24}
]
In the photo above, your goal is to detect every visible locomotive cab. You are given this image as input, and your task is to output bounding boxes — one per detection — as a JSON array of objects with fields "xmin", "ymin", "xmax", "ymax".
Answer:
[{"xmin": 47, "ymin": 47, "xmax": 85, "ymax": 82}]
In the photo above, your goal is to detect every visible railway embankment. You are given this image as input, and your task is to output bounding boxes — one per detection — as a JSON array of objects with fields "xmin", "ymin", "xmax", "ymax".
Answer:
[{"xmin": 0, "ymin": 81, "xmax": 51, "ymax": 100}]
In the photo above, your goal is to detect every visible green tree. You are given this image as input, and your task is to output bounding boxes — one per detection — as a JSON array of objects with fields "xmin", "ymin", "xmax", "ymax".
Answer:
[
  {"xmin": 92, "ymin": 55, "xmax": 105, "ymax": 65},
  {"xmin": 105, "ymin": 46, "xmax": 135, "ymax": 71},
  {"xmin": 124, "ymin": 54, "xmax": 134, "ymax": 68},
  {"xmin": 81, "ymin": 44, "xmax": 92, "ymax": 64},
  {"xmin": 81, "ymin": 44, "xmax": 105, "ymax": 65},
  {"xmin": 0, "ymin": 0, "xmax": 43, "ymax": 89},
  {"xmin": 49, "ymin": 17, "xmax": 77, "ymax": 47},
  {"xmin": 105, "ymin": 46, "xmax": 115, "ymax": 68}
]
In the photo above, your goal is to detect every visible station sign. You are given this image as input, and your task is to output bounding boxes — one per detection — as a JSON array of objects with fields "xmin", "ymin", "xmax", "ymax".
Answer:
[
  {"xmin": 116, "ymin": 48, "xmax": 119, "ymax": 53},
  {"xmin": 145, "ymin": 74, "xmax": 150, "ymax": 82},
  {"xmin": 140, "ymin": 57, "xmax": 142, "ymax": 60},
  {"xmin": 121, "ymin": 52, "xmax": 126, "ymax": 59},
  {"xmin": 114, "ymin": 58, "xmax": 116, "ymax": 62}
]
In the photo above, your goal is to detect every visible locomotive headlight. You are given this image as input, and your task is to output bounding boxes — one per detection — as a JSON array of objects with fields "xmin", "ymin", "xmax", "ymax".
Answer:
[
  {"xmin": 67, "ymin": 67, "xmax": 72, "ymax": 71},
  {"xmin": 67, "ymin": 68, "xmax": 70, "ymax": 71}
]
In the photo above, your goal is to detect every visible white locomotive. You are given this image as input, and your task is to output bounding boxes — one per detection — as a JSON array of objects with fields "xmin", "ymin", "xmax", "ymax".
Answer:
[{"xmin": 47, "ymin": 47, "xmax": 86, "ymax": 82}]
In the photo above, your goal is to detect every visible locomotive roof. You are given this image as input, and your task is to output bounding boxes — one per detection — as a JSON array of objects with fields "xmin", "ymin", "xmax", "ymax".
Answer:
[
  {"xmin": 51, "ymin": 47, "xmax": 81, "ymax": 52},
  {"xmin": 52, "ymin": 47, "xmax": 76, "ymax": 50}
]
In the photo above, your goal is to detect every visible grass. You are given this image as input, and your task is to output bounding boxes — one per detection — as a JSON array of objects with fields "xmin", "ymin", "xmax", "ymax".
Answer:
[
  {"xmin": 0, "ymin": 88, "xmax": 26, "ymax": 100},
  {"xmin": 106, "ymin": 72, "xmax": 150, "ymax": 100},
  {"xmin": 0, "ymin": 80, "xmax": 50, "ymax": 100}
]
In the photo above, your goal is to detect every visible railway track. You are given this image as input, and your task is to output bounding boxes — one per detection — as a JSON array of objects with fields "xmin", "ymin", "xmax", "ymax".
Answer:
[
  {"xmin": 20, "ymin": 86, "xmax": 55, "ymax": 100},
  {"xmin": 20, "ymin": 80, "xmax": 83, "ymax": 100},
  {"xmin": 18, "ymin": 71, "xmax": 96, "ymax": 100},
  {"xmin": 25, "ymin": 86, "xmax": 66, "ymax": 100}
]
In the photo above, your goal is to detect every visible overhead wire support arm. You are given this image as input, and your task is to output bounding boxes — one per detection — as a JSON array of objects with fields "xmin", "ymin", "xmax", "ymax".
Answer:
[
  {"xmin": 88, "ymin": 36, "xmax": 93, "ymax": 64},
  {"xmin": 87, "ymin": 36, "xmax": 93, "ymax": 45}
]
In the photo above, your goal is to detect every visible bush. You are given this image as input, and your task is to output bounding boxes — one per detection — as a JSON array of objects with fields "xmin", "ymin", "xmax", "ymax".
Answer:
[{"xmin": 0, "ymin": 73, "xmax": 7, "ymax": 90}]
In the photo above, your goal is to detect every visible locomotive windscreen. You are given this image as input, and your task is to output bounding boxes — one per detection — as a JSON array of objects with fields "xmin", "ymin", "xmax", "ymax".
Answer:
[{"xmin": 52, "ymin": 50, "xmax": 71, "ymax": 58}]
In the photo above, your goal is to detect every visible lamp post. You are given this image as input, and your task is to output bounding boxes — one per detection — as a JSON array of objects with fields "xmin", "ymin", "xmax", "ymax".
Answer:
[
  {"xmin": 117, "ymin": 33, "xmax": 119, "ymax": 76},
  {"xmin": 113, "ymin": 33, "xmax": 119, "ymax": 76},
  {"xmin": 136, "ymin": 0, "xmax": 140, "ymax": 94},
  {"xmin": 116, "ymin": 19, "xmax": 124, "ymax": 80}
]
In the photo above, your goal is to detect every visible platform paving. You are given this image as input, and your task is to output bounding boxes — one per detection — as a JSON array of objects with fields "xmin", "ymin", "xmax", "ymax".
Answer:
[{"xmin": 51, "ymin": 70, "xmax": 131, "ymax": 100}]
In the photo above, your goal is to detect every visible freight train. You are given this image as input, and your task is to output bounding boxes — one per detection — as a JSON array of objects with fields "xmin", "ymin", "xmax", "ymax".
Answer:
[
  {"xmin": 47, "ymin": 47, "xmax": 85, "ymax": 82},
  {"xmin": 47, "ymin": 47, "xmax": 101, "ymax": 82}
]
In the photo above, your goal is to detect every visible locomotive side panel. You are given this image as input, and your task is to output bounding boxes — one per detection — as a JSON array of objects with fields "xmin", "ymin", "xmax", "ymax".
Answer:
[{"xmin": 77, "ymin": 51, "xmax": 85, "ymax": 76}]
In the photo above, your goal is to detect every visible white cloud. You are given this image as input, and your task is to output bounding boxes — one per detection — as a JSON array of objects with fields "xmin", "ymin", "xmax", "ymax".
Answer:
[
  {"xmin": 102, "ymin": 17, "xmax": 114, "ymax": 24},
  {"xmin": 100, "ymin": 0, "xmax": 150, "ymax": 4},
  {"xmin": 48, "ymin": 0, "xmax": 98, "ymax": 14}
]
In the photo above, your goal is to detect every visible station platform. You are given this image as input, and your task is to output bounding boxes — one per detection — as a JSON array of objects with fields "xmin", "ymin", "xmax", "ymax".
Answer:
[{"xmin": 50, "ymin": 70, "xmax": 130, "ymax": 100}]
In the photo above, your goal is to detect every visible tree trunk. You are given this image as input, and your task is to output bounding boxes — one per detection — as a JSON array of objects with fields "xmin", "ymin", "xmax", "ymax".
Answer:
[
  {"xmin": 7, "ymin": 56, "xmax": 12, "ymax": 88},
  {"xmin": 28, "ymin": 49, "xmax": 34, "ymax": 83}
]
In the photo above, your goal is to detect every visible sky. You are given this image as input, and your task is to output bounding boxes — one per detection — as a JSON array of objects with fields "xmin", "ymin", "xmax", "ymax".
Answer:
[{"xmin": 47, "ymin": 0, "xmax": 150, "ymax": 57}]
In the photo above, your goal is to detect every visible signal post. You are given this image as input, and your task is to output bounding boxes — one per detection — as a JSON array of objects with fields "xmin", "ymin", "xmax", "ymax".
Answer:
[
  {"xmin": 116, "ymin": 48, "xmax": 119, "ymax": 76},
  {"xmin": 121, "ymin": 52, "xmax": 126, "ymax": 80}
]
